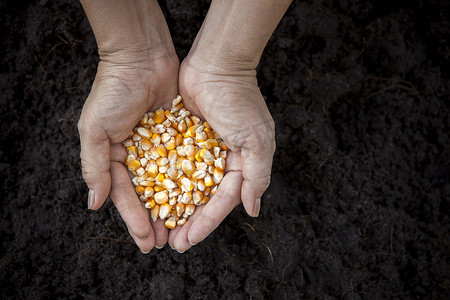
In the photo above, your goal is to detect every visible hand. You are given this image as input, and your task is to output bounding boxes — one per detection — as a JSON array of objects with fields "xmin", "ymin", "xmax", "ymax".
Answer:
[
  {"xmin": 168, "ymin": 56, "xmax": 276, "ymax": 252},
  {"xmin": 78, "ymin": 51, "xmax": 179, "ymax": 252}
]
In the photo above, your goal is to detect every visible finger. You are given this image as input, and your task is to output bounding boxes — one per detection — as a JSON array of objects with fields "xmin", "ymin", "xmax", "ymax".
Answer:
[
  {"xmin": 186, "ymin": 171, "xmax": 243, "ymax": 247},
  {"xmin": 151, "ymin": 218, "xmax": 169, "ymax": 249},
  {"xmin": 78, "ymin": 116, "xmax": 111, "ymax": 210},
  {"xmin": 224, "ymin": 150, "xmax": 241, "ymax": 172},
  {"xmin": 110, "ymin": 161, "xmax": 155, "ymax": 253},
  {"xmin": 110, "ymin": 143, "xmax": 127, "ymax": 163},
  {"xmin": 240, "ymin": 140, "xmax": 275, "ymax": 217}
]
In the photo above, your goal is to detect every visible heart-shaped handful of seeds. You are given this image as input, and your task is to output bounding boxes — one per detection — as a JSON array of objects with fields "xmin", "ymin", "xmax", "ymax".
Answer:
[{"xmin": 122, "ymin": 95, "xmax": 228, "ymax": 229}]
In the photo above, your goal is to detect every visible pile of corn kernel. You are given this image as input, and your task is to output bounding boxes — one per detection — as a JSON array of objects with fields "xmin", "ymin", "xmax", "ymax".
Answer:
[{"xmin": 122, "ymin": 95, "xmax": 228, "ymax": 229}]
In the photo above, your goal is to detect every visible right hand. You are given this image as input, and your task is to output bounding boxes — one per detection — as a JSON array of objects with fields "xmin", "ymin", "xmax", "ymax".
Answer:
[{"xmin": 78, "ymin": 50, "xmax": 179, "ymax": 252}]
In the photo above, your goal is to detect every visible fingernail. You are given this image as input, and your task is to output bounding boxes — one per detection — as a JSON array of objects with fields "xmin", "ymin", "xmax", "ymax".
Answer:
[
  {"xmin": 88, "ymin": 189, "xmax": 95, "ymax": 209},
  {"xmin": 155, "ymin": 245, "xmax": 164, "ymax": 249},
  {"xmin": 189, "ymin": 241, "xmax": 197, "ymax": 246},
  {"xmin": 177, "ymin": 249, "xmax": 185, "ymax": 254},
  {"xmin": 253, "ymin": 198, "xmax": 261, "ymax": 217},
  {"xmin": 170, "ymin": 244, "xmax": 175, "ymax": 250},
  {"xmin": 141, "ymin": 249, "xmax": 151, "ymax": 254}
]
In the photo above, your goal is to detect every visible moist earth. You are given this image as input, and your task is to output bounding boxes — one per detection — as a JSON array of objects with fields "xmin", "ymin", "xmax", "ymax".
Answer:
[{"xmin": 0, "ymin": 0, "xmax": 449, "ymax": 299}]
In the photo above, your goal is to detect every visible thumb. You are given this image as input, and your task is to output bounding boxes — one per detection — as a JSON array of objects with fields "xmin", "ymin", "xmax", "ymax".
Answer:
[
  {"xmin": 240, "ymin": 135, "xmax": 275, "ymax": 217},
  {"xmin": 78, "ymin": 114, "xmax": 111, "ymax": 210}
]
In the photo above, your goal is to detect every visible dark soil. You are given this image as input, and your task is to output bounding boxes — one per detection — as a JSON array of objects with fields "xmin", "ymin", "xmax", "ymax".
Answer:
[{"xmin": 1, "ymin": 0, "xmax": 449, "ymax": 299}]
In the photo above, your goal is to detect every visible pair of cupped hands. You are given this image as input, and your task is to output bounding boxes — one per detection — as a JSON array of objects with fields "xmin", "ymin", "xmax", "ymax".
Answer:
[{"xmin": 78, "ymin": 29, "xmax": 275, "ymax": 253}]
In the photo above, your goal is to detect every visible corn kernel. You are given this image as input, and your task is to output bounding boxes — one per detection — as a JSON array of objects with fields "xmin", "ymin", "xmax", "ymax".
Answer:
[
  {"xmin": 154, "ymin": 191, "xmax": 169, "ymax": 204},
  {"xmin": 135, "ymin": 185, "xmax": 145, "ymax": 195},
  {"xmin": 153, "ymin": 108, "xmax": 166, "ymax": 124},
  {"xmin": 128, "ymin": 160, "xmax": 141, "ymax": 171},
  {"xmin": 137, "ymin": 127, "xmax": 152, "ymax": 139},
  {"xmin": 141, "ymin": 139, "xmax": 152, "ymax": 151},
  {"xmin": 165, "ymin": 217, "xmax": 176, "ymax": 229},
  {"xmin": 159, "ymin": 203, "xmax": 171, "ymax": 219},
  {"xmin": 156, "ymin": 144, "xmax": 167, "ymax": 157},
  {"xmin": 151, "ymin": 205, "xmax": 160, "ymax": 222}
]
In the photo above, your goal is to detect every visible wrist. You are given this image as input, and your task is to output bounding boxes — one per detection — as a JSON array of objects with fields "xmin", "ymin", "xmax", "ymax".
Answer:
[{"xmin": 81, "ymin": 0, "xmax": 176, "ymax": 64}]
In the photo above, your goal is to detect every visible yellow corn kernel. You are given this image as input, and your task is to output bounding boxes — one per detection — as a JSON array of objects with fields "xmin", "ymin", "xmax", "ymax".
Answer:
[
  {"xmin": 153, "ymin": 185, "xmax": 164, "ymax": 192},
  {"xmin": 177, "ymin": 218, "xmax": 187, "ymax": 226},
  {"xmin": 185, "ymin": 125, "xmax": 199, "ymax": 138},
  {"xmin": 181, "ymin": 192, "xmax": 192, "ymax": 204},
  {"xmin": 156, "ymin": 144, "xmax": 167, "ymax": 157},
  {"xmin": 137, "ymin": 127, "xmax": 152, "ymax": 139},
  {"xmin": 165, "ymin": 137, "xmax": 176, "ymax": 150},
  {"xmin": 196, "ymin": 130, "xmax": 207, "ymax": 142},
  {"xmin": 151, "ymin": 133, "xmax": 161, "ymax": 146},
  {"xmin": 172, "ymin": 95, "xmax": 183, "ymax": 106},
  {"xmin": 159, "ymin": 203, "xmax": 172, "ymax": 219},
  {"xmin": 213, "ymin": 146, "xmax": 221, "ymax": 158},
  {"xmin": 192, "ymin": 170, "xmax": 207, "ymax": 180},
  {"xmin": 161, "ymin": 132, "xmax": 171, "ymax": 143},
  {"xmin": 162, "ymin": 178, "xmax": 177, "ymax": 190},
  {"xmin": 147, "ymin": 163, "xmax": 158, "ymax": 178},
  {"xmin": 153, "ymin": 108, "xmax": 166, "ymax": 124},
  {"xmin": 144, "ymin": 198, "xmax": 156, "ymax": 209},
  {"xmin": 183, "ymin": 145, "xmax": 195, "ymax": 157},
  {"xmin": 181, "ymin": 160, "xmax": 195, "ymax": 176},
  {"xmin": 175, "ymin": 157, "xmax": 183, "ymax": 170},
  {"xmin": 154, "ymin": 191, "xmax": 169, "ymax": 204},
  {"xmin": 162, "ymin": 118, "xmax": 172, "ymax": 128},
  {"xmin": 177, "ymin": 119, "xmax": 187, "ymax": 133},
  {"xmin": 208, "ymin": 139, "xmax": 219, "ymax": 148},
  {"xmin": 203, "ymin": 121, "xmax": 211, "ymax": 129},
  {"xmin": 193, "ymin": 191, "xmax": 203, "ymax": 205},
  {"xmin": 164, "ymin": 110, "xmax": 175, "ymax": 122},
  {"xmin": 190, "ymin": 116, "xmax": 201, "ymax": 125},
  {"xmin": 184, "ymin": 116, "xmax": 193, "ymax": 128},
  {"xmin": 155, "ymin": 173, "xmax": 165, "ymax": 183},
  {"xmin": 197, "ymin": 179, "xmax": 205, "ymax": 192},
  {"xmin": 211, "ymin": 185, "xmax": 217, "ymax": 195},
  {"xmin": 165, "ymin": 217, "xmax": 176, "ymax": 229},
  {"xmin": 170, "ymin": 188, "xmax": 181, "ymax": 198},
  {"xmin": 176, "ymin": 203, "xmax": 185, "ymax": 217},
  {"xmin": 128, "ymin": 160, "xmax": 141, "ymax": 171},
  {"xmin": 220, "ymin": 141, "xmax": 229, "ymax": 151},
  {"xmin": 171, "ymin": 102, "xmax": 184, "ymax": 112},
  {"xmin": 175, "ymin": 134, "xmax": 183, "ymax": 147},
  {"xmin": 141, "ymin": 180, "xmax": 154, "ymax": 187},
  {"xmin": 127, "ymin": 146, "xmax": 137, "ymax": 157},
  {"xmin": 125, "ymin": 154, "xmax": 135, "ymax": 166},
  {"xmin": 144, "ymin": 186, "xmax": 154, "ymax": 198},
  {"xmin": 156, "ymin": 157, "xmax": 169, "ymax": 167},
  {"xmin": 168, "ymin": 149, "xmax": 177, "ymax": 162},
  {"xmin": 204, "ymin": 174, "xmax": 214, "ymax": 187},
  {"xmin": 204, "ymin": 187, "xmax": 211, "ymax": 196},
  {"xmin": 181, "ymin": 177, "xmax": 194, "ymax": 192},
  {"xmin": 195, "ymin": 149, "xmax": 203, "ymax": 162},
  {"xmin": 123, "ymin": 138, "xmax": 134, "ymax": 148},
  {"xmin": 138, "ymin": 147, "xmax": 144, "ymax": 158},
  {"xmin": 151, "ymin": 205, "xmax": 160, "ymax": 222},
  {"xmin": 141, "ymin": 139, "xmax": 152, "ymax": 151},
  {"xmin": 139, "ymin": 113, "xmax": 149, "ymax": 125},
  {"xmin": 199, "ymin": 196, "xmax": 210, "ymax": 205},
  {"xmin": 185, "ymin": 204, "xmax": 196, "ymax": 216},
  {"xmin": 167, "ymin": 167, "xmax": 178, "ymax": 180},
  {"xmin": 214, "ymin": 157, "xmax": 226, "ymax": 170},
  {"xmin": 135, "ymin": 185, "xmax": 145, "ymax": 195}
]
